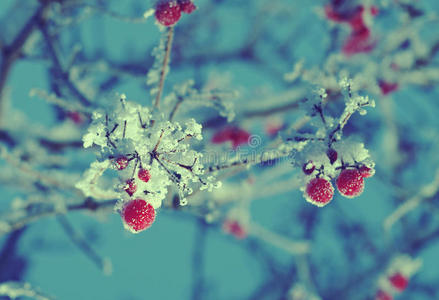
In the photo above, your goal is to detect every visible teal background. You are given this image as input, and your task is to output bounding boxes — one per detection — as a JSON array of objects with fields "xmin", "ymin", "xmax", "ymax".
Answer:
[{"xmin": 1, "ymin": 1, "xmax": 439, "ymax": 300}]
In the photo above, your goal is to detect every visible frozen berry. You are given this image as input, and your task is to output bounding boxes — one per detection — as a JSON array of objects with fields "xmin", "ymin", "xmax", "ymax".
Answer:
[
  {"xmin": 375, "ymin": 290, "xmax": 393, "ymax": 300},
  {"xmin": 124, "ymin": 179, "xmax": 137, "ymax": 196},
  {"xmin": 336, "ymin": 169, "xmax": 364, "ymax": 198},
  {"xmin": 178, "ymin": 0, "xmax": 196, "ymax": 14},
  {"xmin": 115, "ymin": 156, "xmax": 129, "ymax": 170},
  {"xmin": 327, "ymin": 148, "xmax": 338, "ymax": 164},
  {"xmin": 138, "ymin": 168, "xmax": 152, "ymax": 183},
  {"xmin": 302, "ymin": 160, "xmax": 315, "ymax": 175},
  {"xmin": 389, "ymin": 273, "xmax": 408, "ymax": 292},
  {"xmin": 121, "ymin": 199, "xmax": 155, "ymax": 233},
  {"xmin": 304, "ymin": 177, "xmax": 334, "ymax": 207},
  {"xmin": 359, "ymin": 165, "xmax": 374, "ymax": 178},
  {"xmin": 155, "ymin": 0, "xmax": 181, "ymax": 26}
]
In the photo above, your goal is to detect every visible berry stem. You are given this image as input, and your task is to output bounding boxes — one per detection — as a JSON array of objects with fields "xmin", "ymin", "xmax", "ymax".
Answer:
[
  {"xmin": 168, "ymin": 95, "xmax": 184, "ymax": 121},
  {"xmin": 314, "ymin": 103, "xmax": 328, "ymax": 128},
  {"xmin": 0, "ymin": 4, "xmax": 48, "ymax": 110},
  {"xmin": 154, "ymin": 26, "xmax": 174, "ymax": 109},
  {"xmin": 153, "ymin": 130, "xmax": 165, "ymax": 153}
]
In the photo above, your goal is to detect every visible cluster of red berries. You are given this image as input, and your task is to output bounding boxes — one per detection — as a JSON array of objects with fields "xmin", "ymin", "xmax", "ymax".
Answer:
[
  {"xmin": 303, "ymin": 151, "xmax": 374, "ymax": 207},
  {"xmin": 123, "ymin": 168, "xmax": 152, "ymax": 196},
  {"xmin": 155, "ymin": 0, "xmax": 196, "ymax": 26},
  {"xmin": 114, "ymin": 155, "xmax": 155, "ymax": 232},
  {"xmin": 375, "ymin": 272, "xmax": 409, "ymax": 300}
]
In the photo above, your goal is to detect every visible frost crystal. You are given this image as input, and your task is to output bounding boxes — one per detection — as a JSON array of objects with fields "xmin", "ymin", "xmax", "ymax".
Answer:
[{"xmin": 77, "ymin": 95, "xmax": 220, "ymax": 210}]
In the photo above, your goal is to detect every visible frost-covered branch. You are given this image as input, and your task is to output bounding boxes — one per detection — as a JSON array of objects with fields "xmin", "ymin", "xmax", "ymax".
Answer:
[
  {"xmin": 384, "ymin": 168, "xmax": 439, "ymax": 231},
  {"xmin": 249, "ymin": 222, "xmax": 310, "ymax": 256},
  {"xmin": 149, "ymin": 26, "xmax": 175, "ymax": 109},
  {"xmin": 38, "ymin": 16, "xmax": 92, "ymax": 107},
  {"xmin": 0, "ymin": 281, "xmax": 53, "ymax": 300}
]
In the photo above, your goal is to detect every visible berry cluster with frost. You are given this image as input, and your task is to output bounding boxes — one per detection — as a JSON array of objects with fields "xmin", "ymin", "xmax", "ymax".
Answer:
[
  {"xmin": 296, "ymin": 139, "xmax": 375, "ymax": 206},
  {"xmin": 375, "ymin": 254, "xmax": 422, "ymax": 300},
  {"xmin": 76, "ymin": 94, "xmax": 220, "ymax": 231},
  {"xmin": 154, "ymin": 0, "xmax": 196, "ymax": 27},
  {"xmin": 282, "ymin": 78, "xmax": 375, "ymax": 207},
  {"xmin": 306, "ymin": 2, "xmax": 439, "ymax": 99}
]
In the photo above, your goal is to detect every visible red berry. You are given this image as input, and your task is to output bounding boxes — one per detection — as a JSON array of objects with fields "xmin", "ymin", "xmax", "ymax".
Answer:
[
  {"xmin": 115, "ymin": 156, "xmax": 129, "ymax": 170},
  {"xmin": 304, "ymin": 178, "xmax": 334, "ymax": 207},
  {"xmin": 211, "ymin": 127, "xmax": 251, "ymax": 149},
  {"xmin": 342, "ymin": 27, "xmax": 375, "ymax": 56},
  {"xmin": 265, "ymin": 121, "xmax": 283, "ymax": 137},
  {"xmin": 302, "ymin": 160, "xmax": 315, "ymax": 175},
  {"xmin": 223, "ymin": 220, "xmax": 247, "ymax": 239},
  {"xmin": 324, "ymin": 4, "xmax": 346, "ymax": 23},
  {"xmin": 336, "ymin": 169, "xmax": 364, "ymax": 198},
  {"xmin": 155, "ymin": 0, "xmax": 181, "ymax": 26},
  {"xmin": 138, "ymin": 168, "xmax": 151, "ymax": 183},
  {"xmin": 359, "ymin": 165, "xmax": 374, "ymax": 178},
  {"xmin": 375, "ymin": 290, "xmax": 393, "ymax": 300},
  {"xmin": 178, "ymin": 0, "xmax": 196, "ymax": 14},
  {"xmin": 378, "ymin": 80, "xmax": 399, "ymax": 95},
  {"xmin": 67, "ymin": 111, "xmax": 84, "ymax": 124},
  {"xmin": 389, "ymin": 273, "xmax": 409, "ymax": 292},
  {"xmin": 124, "ymin": 179, "xmax": 137, "ymax": 196},
  {"xmin": 370, "ymin": 6, "xmax": 379, "ymax": 16},
  {"xmin": 327, "ymin": 148, "xmax": 338, "ymax": 164},
  {"xmin": 121, "ymin": 199, "xmax": 155, "ymax": 233},
  {"xmin": 348, "ymin": 6, "xmax": 366, "ymax": 32}
]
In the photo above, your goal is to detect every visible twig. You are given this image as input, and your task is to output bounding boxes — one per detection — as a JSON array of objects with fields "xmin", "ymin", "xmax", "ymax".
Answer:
[
  {"xmin": 384, "ymin": 168, "xmax": 439, "ymax": 231},
  {"xmin": 0, "ymin": 198, "xmax": 116, "ymax": 237},
  {"xmin": 191, "ymin": 219, "xmax": 207, "ymax": 300},
  {"xmin": 57, "ymin": 215, "xmax": 112, "ymax": 275},
  {"xmin": 0, "ymin": 146, "xmax": 78, "ymax": 192},
  {"xmin": 154, "ymin": 26, "xmax": 174, "ymax": 109},
  {"xmin": 37, "ymin": 18, "xmax": 92, "ymax": 107},
  {"xmin": 0, "ymin": 4, "xmax": 48, "ymax": 119},
  {"xmin": 249, "ymin": 222, "xmax": 310, "ymax": 256},
  {"xmin": 169, "ymin": 96, "xmax": 184, "ymax": 121}
]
